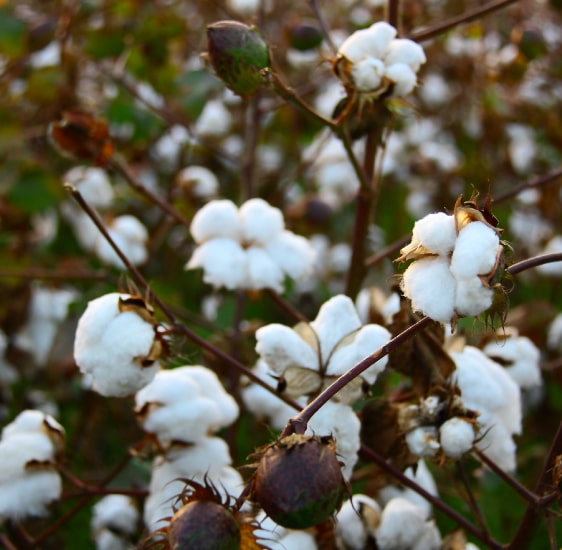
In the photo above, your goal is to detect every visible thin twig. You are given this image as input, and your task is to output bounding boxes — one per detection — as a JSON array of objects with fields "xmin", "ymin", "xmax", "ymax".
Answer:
[
  {"xmin": 409, "ymin": 0, "xmax": 520, "ymax": 43},
  {"xmin": 507, "ymin": 253, "xmax": 562, "ymax": 276},
  {"xmin": 282, "ymin": 315, "xmax": 433, "ymax": 435},
  {"xmin": 265, "ymin": 288, "xmax": 309, "ymax": 323},
  {"xmin": 386, "ymin": 0, "xmax": 401, "ymax": 30},
  {"xmin": 0, "ymin": 267, "xmax": 110, "ymax": 281},
  {"xmin": 456, "ymin": 460, "xmax": 490, "ymax": 534},
  {"xmin": 308, "ymin": 0, "xmax": 337, "ymax": 55},
  {"xmin": 494, "ymin": 166, "xmax": 562, "ymax": 204},
  {"xmin": 108, "ymin": 155, "xmax": 191, "ymax": 228}
]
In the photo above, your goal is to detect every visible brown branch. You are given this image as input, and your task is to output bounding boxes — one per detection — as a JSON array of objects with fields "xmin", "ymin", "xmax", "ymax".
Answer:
[
  {"xmin": 507, "ymin": 253, "xmax": 562, "ymax": 276},
  {"xmin": 409, "ymin": 0, "xmax": 520, "ymax": 43},
  {"xmin": 494, "ymin": 167, "xmax": 562, "ymax": 205}
]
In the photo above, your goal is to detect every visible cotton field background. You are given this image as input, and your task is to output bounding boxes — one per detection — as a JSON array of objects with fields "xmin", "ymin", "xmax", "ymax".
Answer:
[{"xmin": 1, "ymin": 0, "xmax": 562, "ymax": 548}]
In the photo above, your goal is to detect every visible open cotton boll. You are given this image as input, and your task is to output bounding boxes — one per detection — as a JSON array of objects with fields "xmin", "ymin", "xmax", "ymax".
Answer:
[
  {"xmin": 310, "ymin": 295, "xmax": 363, "ymax": 364},
  {"xmin": 439, "ymin": 417, "xmax": 475, "ymax": 458},
  {"xmin": 239, "ymin": 198, "xmax": 285, "ymax": 246},
  {"xmin": 2, "ymin": 409, "xmax": 64, "ymax": 452},
  {"xmin": 0, "ymin": 432, "xmax": 62, "ymax": 520},
  {"xmin": 255, "ymin": 324, "xmax": 318, "ymax": 375},
  {"xmin": 336, "ymin": 494, "xmax": 381, "ymax": 550},
  {"xmin": 246, "ymin": 246, "xmax": 285, "ymax": 291},
  {"xmin": 186, "ymin": 237, "xmax": 248, "ymax": 289},
  {"xmin": 74, "ymin": 293, "xmax": 160, "ymax": 397},
  {"xmin": 384, "ymin": 38, "xmax": 427, "ymax": 72},
  {"xmin": 384, "ymin": 62, "xmax": 418, "ymax": 96},
  {"xmin": 450, "ymin": 221, "xmax": 500, "ymax": 279},
  {"xmin": 306, "ymin": 401, "xmax": 360, "ymax": 480},
  {"xmin": 190, "ymin": 200, "xmax": 241, "ymax": 243},
  {"xmin": 401, "ymin": 256, "xmax": 457, "ymax": 323}
]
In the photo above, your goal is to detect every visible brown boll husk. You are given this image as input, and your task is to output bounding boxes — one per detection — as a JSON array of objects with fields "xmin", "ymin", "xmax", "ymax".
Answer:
[
  {"xmin": 168, "ymin": 499, "xmax": 241, "ymax": 550},
  {"xmin": 250, "ymin": 433, "xmax": 345, "ymax": 529}
]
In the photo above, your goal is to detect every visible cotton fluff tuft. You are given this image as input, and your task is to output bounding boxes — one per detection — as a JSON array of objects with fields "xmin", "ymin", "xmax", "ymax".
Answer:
[
  {"xmin": 187, "ymin": 198, "xmax": 315, "ymax": 292},
  {"xmin": 74, "ymin": 293, "xmax": 160, "ymax": 397},
  {"xmin": 0, "ymin": 410, "xmax": 64, "ymax": 520},
  {"xmin": 135, "ymin": 366, "xmax": 239, "ymax": 445},
  {"xmin": 335, "ymin": 494, "xmax": 381, "ymax": 550}
]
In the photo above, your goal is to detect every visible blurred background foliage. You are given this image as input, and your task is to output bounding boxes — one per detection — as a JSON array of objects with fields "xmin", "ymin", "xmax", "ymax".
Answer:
[{"xmin": 1, "ymin": 0, "xmax": 562, "ymax": 548}]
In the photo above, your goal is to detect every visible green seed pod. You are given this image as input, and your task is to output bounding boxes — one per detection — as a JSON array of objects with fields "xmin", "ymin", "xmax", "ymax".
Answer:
[
  {"xmin": 251, "ymin": 434, "xmax": 345, "ymax": 529},
  {"xmin": 289, "ymin": 23, "xmax": 323, "ymax": 51},
  {"xmin": 206, "ymin": 20, "xmax": 270, "ymax": 97}
]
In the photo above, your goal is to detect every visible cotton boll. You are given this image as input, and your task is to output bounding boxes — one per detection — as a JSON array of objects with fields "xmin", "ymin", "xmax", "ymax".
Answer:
[
  {"xmin": 439, "ymin": 417, "xmax": 475, "ymax": 458},
  {"xmin": 385, "ymin": 62, "xmax": 418, "ymax": 96},
  {"xmin": 336, "ymin": 494, "xmax": 381, "ymax": 550},
  {"xmin": 239, "ymin": 198, "xmax": 284, "ymax": 246},
  {"xmin": 2, "ymin": 409, "xmax": 64, "ymax": 450},
  {"xmin": 401, "ymin": 256, "xmax": 457, "ymax": 323},
  {"xmin": 450, "ymin": 222, "xmax": 500, "ymax": 279},
  {"xmin": 351, "ymin": 57, "xmax": 385, "ymax": 92},
  {"xmin": 190, "ymin": 200, "xmax": 241, "ymax": 243},
  {"xmin": 310, "ymin": 295, "xmax": 363, "ymax": 364},
  {"xmin": 405, "ymin": 426, "xmax": 440, "ymax": 457},
  {"xmin": 306, "ymin": 401, "xmax": 360, "ymax": 479},
  {"xmin": 74, "ymin": 293, "xmax": 160, "ymax": 397},
  {"xmin": 384, "ymin": 39, "xmax": 427, "ymax": 72},
  {"xmin": 454, "ymin": 276, "xmax": 494, "ymax": 317},
  {"xmin": 186, "ymin": 237, "xmax": 248, "ymax": 289}
]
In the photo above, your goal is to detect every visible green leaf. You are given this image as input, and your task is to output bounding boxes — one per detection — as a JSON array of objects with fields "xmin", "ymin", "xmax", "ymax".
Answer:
[{"xmin": 6, "ymin": 169, "xmax": 62, "ymax": 213}]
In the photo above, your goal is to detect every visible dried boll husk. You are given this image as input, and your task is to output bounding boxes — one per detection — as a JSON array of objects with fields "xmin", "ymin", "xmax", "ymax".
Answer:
[{"xmin": 250, "ymin": 433, "xmax": 346, "ymax": 529}]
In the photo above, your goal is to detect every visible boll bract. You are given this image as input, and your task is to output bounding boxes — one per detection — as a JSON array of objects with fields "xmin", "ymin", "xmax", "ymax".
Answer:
[
  {"xmin": 73, "ymin": 293, "xmax": 162, "ymax": 397},
  {"xmin": 186, "ymin": 198, "xmax": 315, "ymax": 292}
]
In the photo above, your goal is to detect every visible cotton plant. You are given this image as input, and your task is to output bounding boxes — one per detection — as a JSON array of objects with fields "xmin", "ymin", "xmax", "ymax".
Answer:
[
  {"xmin": 186, "ymin": 198, "xmax": 315, "ymax": 292},
  {"xmin": 91, "ymin": 495, "xmax": 139, "ymax": 550},
  {"xmin": 335, "ymin": 21, "xmax": 426, "ymax": 98},
  {"xmin": 397, "ymin": 198, "xmax": 506, "ymax": 325},
  {"xmin": 73, "ymin": 293, "xmax": 164, "ymax": 397},
  {"xmin": 255, "ymin": 511, "xmax": 318, "ymax": 550},
  {"xmin": 0, "ymin": 409, "xmax": 65, "ymax": 520}
]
